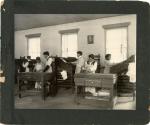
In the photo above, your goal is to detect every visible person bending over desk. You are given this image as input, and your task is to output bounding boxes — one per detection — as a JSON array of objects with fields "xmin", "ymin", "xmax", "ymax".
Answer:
[{"xmin": 75, "ymin": 51, "xmax": 85, "ymax": 74}]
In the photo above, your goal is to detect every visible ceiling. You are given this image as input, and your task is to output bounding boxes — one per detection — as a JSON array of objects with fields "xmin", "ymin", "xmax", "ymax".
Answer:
[{"xmin": 15, "ymin": 14, "xmax": 122, "ymax": 31}]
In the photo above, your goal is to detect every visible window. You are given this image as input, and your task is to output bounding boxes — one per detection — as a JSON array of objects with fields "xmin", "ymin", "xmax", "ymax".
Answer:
[
  {"xmin": 27, "ymin": 37, "xmax": 41, "ymax": 59},
  {"xmin": 105, "ymin": 27, "xmax": 128, "ymax": 63},
  {"xmin": 61, "ymin": 33, "xmax": 78, "ymax": 57}
]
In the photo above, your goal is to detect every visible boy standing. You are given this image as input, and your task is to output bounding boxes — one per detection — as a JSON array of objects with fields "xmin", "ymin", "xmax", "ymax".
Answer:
[
  {"xmin": 75, "ymin": 51, "xmax": 85, "ymax": 73},
  {"xmin": 104, "ymin": 54, "xmax": 114, "ymax": 74}
]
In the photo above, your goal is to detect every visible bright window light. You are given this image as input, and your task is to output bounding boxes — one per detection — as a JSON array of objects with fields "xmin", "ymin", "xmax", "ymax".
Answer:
[
  {"xmin": 62, "ymin": 33, "xmax": 78, "ymax": 58},
  {"xmin": 28, "ymin": 37, "xmax": 41, "ymax": 59}
]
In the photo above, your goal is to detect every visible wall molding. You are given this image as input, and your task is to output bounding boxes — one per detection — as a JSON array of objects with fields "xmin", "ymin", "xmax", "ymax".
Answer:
[
  {"xmin": 25, "ymin": 33, "xmax": 41, "ymax": 38},
  {"xmin": 103, "ymin": 22, "xmax": 130, "ymax": 29},
  {"xmin": 59, "ymin": 28, "xmax": 80, "ymax": 34}
]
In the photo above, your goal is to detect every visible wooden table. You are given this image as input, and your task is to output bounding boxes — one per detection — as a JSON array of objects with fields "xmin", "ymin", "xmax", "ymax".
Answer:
[
  {"xmin": 17, "ymin": 72, "xmax": 55, "ymax": 100},
  {"xmin": 74, "ymin": 73, "xmax": 117, "ymax": 109}
]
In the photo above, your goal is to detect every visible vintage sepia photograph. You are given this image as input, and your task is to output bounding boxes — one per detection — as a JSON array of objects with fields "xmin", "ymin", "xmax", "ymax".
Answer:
[{"xmin": 14, "ymin": 14, "xmax": 136, "ymax": 110}]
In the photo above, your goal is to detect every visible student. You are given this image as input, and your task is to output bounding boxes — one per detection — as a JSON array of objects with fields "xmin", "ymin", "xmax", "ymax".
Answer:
[
  {"xmin": 104, "ymin": 54, "xmax": 114, "ymax": 74},
  {"xmin": 75, "ymin": 51, "xmax": 85, "ymax": 73},
  {"xmin": 27, "ymin": 56, "xmax": 31, "ymax": 62},
  {"xmin": 19, "ymin": 56, "xmax": 26, "ymax": 72},
  {"xmin": 84, "ymin": 54, "xmax": 97, "ymax": 73},
  {"xmin": 22, "ymin": 59, "xmax": 29, "ymax": 72},
  {"xmin": 74, "ymin": 51, "xmax": 85, "ymax": 94},
  {"xmin": 34, "ymin": 57, "xmax": 44, "ymax": 89},
  {"xmin": 43, "ymin": 51, "xmax": 53, "ymax": 73},
  {"xmin": 22, "ymin": 56, "xmax": 33, "ymax": 72},
  {"xmin": 27, "ymin": 56, "xmax": 34, "ymax": 72},
  {"xmin": 33, "ymin": 57, "xmax": 43, "ymax": 72},
  {"xmin": 84, "ymin": 54, "xmax": 97, "ymax": 95},
  {"xmin": 43, "ymin": 51, "xmax": 54, "ymax": 95}
]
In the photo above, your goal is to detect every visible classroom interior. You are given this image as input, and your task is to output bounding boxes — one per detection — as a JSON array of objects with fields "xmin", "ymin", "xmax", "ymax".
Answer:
[{"xmin": 14, "ymin": 14, "xmax": 136, "ymax": 109}]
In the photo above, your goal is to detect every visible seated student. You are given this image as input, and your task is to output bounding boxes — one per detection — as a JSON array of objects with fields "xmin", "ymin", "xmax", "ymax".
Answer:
[
  {"xmin": 18, "ymin": 56, "xmax": 26, "ymax": 72},
  {"xmin": 75, "ymin": 51, "xmax": 85, "ymax": 73},
  {"xmin": 84, "ymin": 54, "xmax": 98, "ymax": 95},
  {"xmin": 27, "ymin": 56, "xmax": 31, "ymax": 61},
  {"xmin": 33, "ymin": 57, "xmax": 43, "ymax": 72},
  {"xmin": 21, "ymin": 57, "xmax": 30, "ymax": 86},
  {"xmin": 84, "ymin": 54, "xmax": 97, "ymax": 73},
  {"xmin": 27, "ymin": 56, "xmax": 34, "ymax": 72},
  {"xmin": 22, "ymin": 56, "xmax": 34, "ymax": 72},
  {"xmin": 104, "ymin": 54, "xmax": 115, "ymax": 74},
  {"xmin": 33, "ymin": 57, "xmax": 44, "ymax": 89},
  {"xmin": 22, "ymin": 59, "xmax": 29, "ymax": 72}
]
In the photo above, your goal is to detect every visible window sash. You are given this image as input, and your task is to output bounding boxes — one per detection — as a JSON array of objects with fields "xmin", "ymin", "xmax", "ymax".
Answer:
[
  {"xmin": 28, "ymin": 37, "xmax": 41, "ymax": 59},
  {"xmin": 106, "ymin": 27, "xmax": 128, "ymax": 63},
  {"xmin": 62, "ymin": 33, "xmax": 78, "ymax": 57}
]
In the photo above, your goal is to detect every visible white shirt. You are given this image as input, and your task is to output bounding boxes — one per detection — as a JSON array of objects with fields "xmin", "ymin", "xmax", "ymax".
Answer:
[
  {"xmin": 22, "ymin": 62, "xmax": 29, "ymax": 72},
  {"xmin": 126, "ymin": 62, "xmax": 136, "ymax": 83},
  {"xmin": 75, "ymin": 56, "xmax": 85, "ymax": 73},
  {"xmin": 85, "ymin": 61, "xmax": 97, "ymax": 73},
  {"xmin": 34, "ymin": 63, "xmax": 43, "ymax": 72},
  {"xmin": 104, "ymin": 60, "xmax": 114, "ymax": 74}
]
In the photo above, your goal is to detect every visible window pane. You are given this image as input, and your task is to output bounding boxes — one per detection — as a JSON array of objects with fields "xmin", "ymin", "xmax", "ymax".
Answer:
[
  {"xmin": 67, "ymin": 34, "xmax": 77, "ymax": 52},
  {"xmin": 62, "ymin": 34, "xmax": 68, "ymax": 52},
  {"xmin": 28, "ymin": 37, "xmax": 40, "ymax": 59},
  {"xmin": 62, "ymin": 33, "xmax": 78, "ymax": 58},
  {"xmin": 106, "ymin": 27, "xmax": 127, "ymax": 63}
]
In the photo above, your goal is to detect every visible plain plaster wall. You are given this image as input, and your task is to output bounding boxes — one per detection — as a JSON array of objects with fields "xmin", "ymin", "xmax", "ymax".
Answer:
[{"xmin": 15, "ymin": 14, "xmax": 136, "ymax": 64}]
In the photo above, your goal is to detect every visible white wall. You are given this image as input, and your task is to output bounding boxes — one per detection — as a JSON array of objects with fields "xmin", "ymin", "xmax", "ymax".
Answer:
[{"xmin": 15, "ymin": 14, "xmax": 136, "ymax": 64}]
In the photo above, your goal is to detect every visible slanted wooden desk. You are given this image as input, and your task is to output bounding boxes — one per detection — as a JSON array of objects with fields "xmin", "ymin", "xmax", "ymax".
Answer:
[
  {"xmin": 74, "ymin": 73, "xmax": 117, "ymax": 109},
  {"xmin": 17, "ymin": 72, "xmax": 55, "ymax": 100}
]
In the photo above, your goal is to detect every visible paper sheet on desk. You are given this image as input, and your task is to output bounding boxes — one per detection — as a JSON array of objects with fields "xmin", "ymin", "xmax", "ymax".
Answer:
[{"xmin": 60, "ymin": 70, "xmax": 67, "ymax": 80}]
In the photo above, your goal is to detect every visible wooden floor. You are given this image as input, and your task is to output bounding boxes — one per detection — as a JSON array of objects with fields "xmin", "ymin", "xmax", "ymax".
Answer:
[{"xmin": 15, "ymin": 88, "xmax": 136, "ymax": 110}]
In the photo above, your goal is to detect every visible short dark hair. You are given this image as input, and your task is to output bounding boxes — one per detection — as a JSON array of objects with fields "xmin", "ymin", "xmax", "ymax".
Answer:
[
  {"xmin": 89, "ymin": 54, "xmax": 94, "ymax": 59},
  {"xmin": 105, "ymin": 54, "xmax": 111, "ymax": 59},
  {"xmin": 43, "ymin": 51, "xmax": 49, "ymax": 56},
  {"xmin": 27, "ymin": 56, "xmax": 31, "ymax": 59},
  {"xmin": 36, "ymin": 57, "xmax": 41, "ymax": 61},
  {"xmin": 77, "ymin": 51, "xmax": 82, "ymax": 55}
]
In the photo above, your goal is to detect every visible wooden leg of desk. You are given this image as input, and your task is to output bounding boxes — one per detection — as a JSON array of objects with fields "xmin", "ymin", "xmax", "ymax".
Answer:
[
  {"xmin": 41, "ymin": 78, "xmax": 45, "ymax": 101},
  {"xmin": 74, "ymin": 86, "xmax": 77, "ymax": 103},
  {"xmin": 109, "ymin": 88, "xmax": 114, "ymax": 109},
  {"xmin": 18, "ymin": 77, "xmax": 21, "ymax": 98},
  {"xmin": 74, "ymin": 86, "xmax": 79, "ymax": 104}
]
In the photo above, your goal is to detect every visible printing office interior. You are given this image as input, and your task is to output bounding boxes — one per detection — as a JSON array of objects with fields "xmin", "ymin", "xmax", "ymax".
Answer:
[{"xmin": 14, "ymin": 14, "xmax": 136, "ymax": 109}]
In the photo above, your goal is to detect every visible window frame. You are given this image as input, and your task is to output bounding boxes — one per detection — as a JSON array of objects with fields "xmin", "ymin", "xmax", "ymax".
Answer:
[
  {"xmin": 59, "ymin": 29, "xmax": 79, "ymax": 58},
  {"xmin": 26, "ymin": 33, "xmax": 41, "ymax": 59},
  {"xmin": 103, "ymin": 22, "xmax": 130, "ymax": 62}
]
